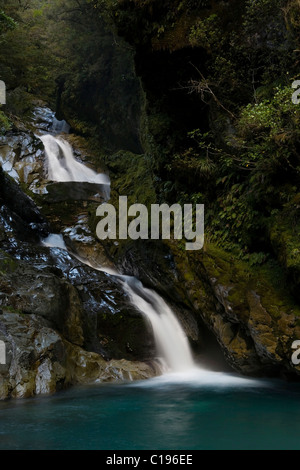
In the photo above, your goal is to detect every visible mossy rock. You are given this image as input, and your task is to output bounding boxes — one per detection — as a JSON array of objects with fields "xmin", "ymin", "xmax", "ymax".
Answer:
[
  {"xmin": 0, "ymin": 251, "xmax": 18, "ymax": 275},
  {"xmin": 269, "ymin": 198, "xmax": 300, "ymax": 301},
  {"xmin": 105, "ymin": 150, "xmax": 156, "ymax": 208},
  {"xmin": 201, "ymin": 244, "xmax": 300, "ymax": 321},
  {"xmin": 167, "ymin": 240, "xmax": 300, "ymax": 376}
]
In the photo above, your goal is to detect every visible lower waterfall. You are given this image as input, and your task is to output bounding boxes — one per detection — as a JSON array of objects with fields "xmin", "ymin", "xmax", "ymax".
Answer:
[{"xmin": 42, "ymin": 234, "xmax": 196, "ymax": 374}]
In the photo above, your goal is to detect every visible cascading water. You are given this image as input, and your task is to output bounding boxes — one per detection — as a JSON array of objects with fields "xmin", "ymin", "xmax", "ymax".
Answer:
[
  {"xmin": 42, "ymin": 235, "xmax": 259, "ymax": 386},
  {"xmin": 39, "ymin": 132, "xmax": 196, "ymax": 374},
  {"xmin": 42, "ymin": 234, "xmax": 196, "ymax": 374},
  {"xmin": 123, "ymin": 278, "xmax": 195, "ymax": 372},
  {"xmin": 40, "ymin": 134, "xmax": 110, "ymax": 187}
]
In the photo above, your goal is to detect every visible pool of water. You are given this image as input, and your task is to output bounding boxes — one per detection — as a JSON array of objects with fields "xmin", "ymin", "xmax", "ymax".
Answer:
[{"xmin": 0, "ymin": 369, "xmax": 300, "ymax": 450}]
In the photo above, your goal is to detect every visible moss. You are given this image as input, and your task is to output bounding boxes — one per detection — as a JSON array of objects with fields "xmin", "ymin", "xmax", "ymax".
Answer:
[
  {"xmin": 204, "ymin": 244, "xmax": 300, "ymax": 320},
  {"xmin": 6, "ymin": 88, "xmax": 36, "ymax": 118},
  {"xmin": 0, "ymin": 110, "xmax": 11, "ymax": 133},
  {"xmin": 39, "ymin": 201, "xmax": 80, "ymax": 229},
  {"xmin": 269, "ymin": 200, "xmax": 300, "ymax": 300},
  {"xmin": 0, "ymin": 251, "xmax": 18, "ymax": 274},
  {"xmin": 106, "ymin": 150, "xmax": 156, "ymax": 207},
  {"xmin": 168, "ymin": 238, "xmax": 300, "ymax": 325},
  {"xmin": 83, "ymin": 147, "xmax": 158, "ymax": 260},
  {"xmin": 183, "ymin": 270, "xmax": 195, "ymax": 282},
  {"xmin": 2, "ymin": 306, "xmax": 22, "ymax": 314}
]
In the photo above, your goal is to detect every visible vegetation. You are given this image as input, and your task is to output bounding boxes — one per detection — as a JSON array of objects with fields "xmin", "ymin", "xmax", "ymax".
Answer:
[
  {"xmin": 0, "ymin": 0, "xmax": 299, "ymax": 298},
  {"xmin": 0, "ymin": 0, "xmax": 141, "ymax": 150},
  {"xmin": 101, "ymin": 0, "xmax": 300, "ymax": 266}
]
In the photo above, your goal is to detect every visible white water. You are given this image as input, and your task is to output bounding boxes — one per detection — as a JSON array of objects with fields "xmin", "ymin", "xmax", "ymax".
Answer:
[
  {"xmin": 123, "ymin": 278, "xmax": 195, "ymax": 372},
  {"xmin": 42, "ymin": 234, "xmax": 68, "ymax": 250},
  {"xmin": 132, "ymin": 368, "xmax": 262, "ymax": 388},
  {"xmin": 39, "ymin": 134, "xmax": 110, "ymax": 187},
  {"xmin": 41, "ymin": 233, "xmax": 195, "ymax": 373}
]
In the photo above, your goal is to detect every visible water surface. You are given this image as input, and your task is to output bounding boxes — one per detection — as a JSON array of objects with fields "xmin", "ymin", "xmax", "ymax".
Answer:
[{"xmin": 0, "ymin": 370, "xmax": 300, "ymax": 450}]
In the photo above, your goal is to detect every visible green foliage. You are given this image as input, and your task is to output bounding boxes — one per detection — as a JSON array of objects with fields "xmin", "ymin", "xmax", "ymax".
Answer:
[
  {"xmin": 238, "ymin": 87, "xmax": 300, "ymax": 137},
  {"xmin": 207, "ymin": 86, "xmax": 300, "ymax": 255},
  {"xmin": 0, "ymin": 109, "xmax": 11, "ymax": 133},
  {"xmin": 128, "ymin": 0, "xmax": 299, "ymax": 273},
  {"xmin": 105, "ymin": 150, "xmax": 156, "ymax": 209},
  {"xmin": 244, "ymin": 0, "xmax": 285, "ymax": 33},
  {"xmin": 0, "ymin": 1, "xmax": 59, "ymax": 104},
  {"xmin": 0, "ymin": 9, "xmax": 16, "ymax": 34},
  {"xmin": 189, "ymin": 14, "xmax": 221, "ymax": 50},
  {"xmin": 170, "ymin": 81, "xmax": 300, "ymax": 265},
  {"xmin": 0, "ymin": 0, "xmax": 142, "ymax": 150},
  {"xmin": 169, "ymin": 130, "xmax": 217, "ymax": 183}
]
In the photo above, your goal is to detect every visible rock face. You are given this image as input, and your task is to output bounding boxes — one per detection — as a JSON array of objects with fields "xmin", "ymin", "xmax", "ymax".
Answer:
[
  {"xmin": 167, "ymin": 243, "xmax": 300, "ymax": 378},
  {"xmin": 56, "ymin": 14, "xmax": 143, "ymax": 154},
  {"xmin": 0, "ymin": 311, "xmax": 158, "ymax": 400},
  {"xmin": 0, "ymin": 125, "xmax": 45, "ymax": 194},
  {"xmin": 114, "ymin": 233, "xmax": 300, "ymax": 378},
  {"xmin": 117, "ymin": 240, "xmax": 202, "ymax": 346},
  {"xmin": 0, "ymin": 216, "xmax": 159, "ymax": 400}
]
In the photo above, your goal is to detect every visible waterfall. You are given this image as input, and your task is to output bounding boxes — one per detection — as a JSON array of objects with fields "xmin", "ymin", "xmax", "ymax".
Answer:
[
  {"xmin": 40, "ymin": 127, "xmax": 195, "ymax": 375},
  {"xmin": 123, "ymin": 277, "xmax": 195, "ymax": 372},
  {"xmin": 42, "ymin": 234, "xmax": 196, "ymax": 374},
  {"xmin": 40, "ymin": 134, "xmax": 110, "ymax": 187}
]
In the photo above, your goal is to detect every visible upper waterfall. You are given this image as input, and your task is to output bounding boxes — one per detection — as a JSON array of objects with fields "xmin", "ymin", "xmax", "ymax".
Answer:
[{"xmin": 40, "ymin": 134, "xmax": 110, "ymax": 187}]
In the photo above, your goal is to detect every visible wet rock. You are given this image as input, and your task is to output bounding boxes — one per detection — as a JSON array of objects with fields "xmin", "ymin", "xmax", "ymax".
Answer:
[
  {"xmin": 0, "ymin": 166, "xmax": 49, "ymax": 242},
  {"xmin": 0, "ymin": 128, "xmax": 159, "ymax": 401},
  {"xmin": 43, "ymin": 182, "xmax": 107, "ymax": 203},
  {"xmin": 0, "ymin": 250, "xmax": 85, "ymax": 346},
  {"xmin": 0, "ymin": 312, "xmax": 65, "ymax": 399},
  {"xmin": 63, "ymin": 342, "xmax": 159, "ymax": 385},
  {"xmin": 0, "ymin": 312, "xmax": 158, "ymax": 400},
  {"xmin": 31, "ymin": 107, "xmax": 70, "ymax": 135},
  {"xmin": 0, "ymin": 130, "xmax": 45, "ymax": 189},
  {"xmin": 0, "ymin": 240, "xmax": 156, "ymax": 365}
]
